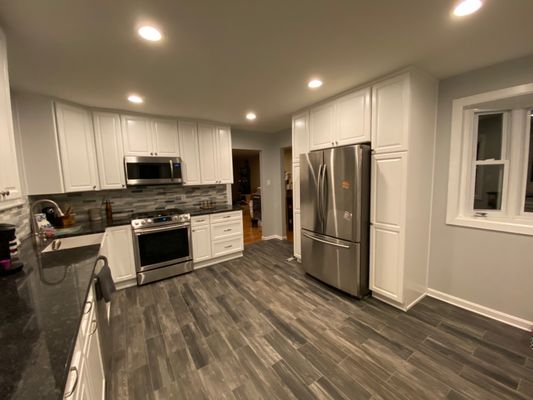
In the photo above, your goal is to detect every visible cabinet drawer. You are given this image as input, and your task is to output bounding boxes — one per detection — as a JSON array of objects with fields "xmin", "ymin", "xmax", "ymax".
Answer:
[
  {"xmin": 212, "ymin": 236, "xmax": 243, "ymax": 257},
  {"xmin": 210, "ymin": 220, "xmax": 243, "ymax": 240},
  {"xmin": 210, "ymin": 211, "xmax": 242, "ymax": 223},
  {"xmin": 191, "ymin": 215, "xmax": 210, "ymax": 226}
]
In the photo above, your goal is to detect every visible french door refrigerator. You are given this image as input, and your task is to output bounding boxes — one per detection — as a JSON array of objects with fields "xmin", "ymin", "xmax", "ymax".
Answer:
[{"xmin": 300, "ymin": 144, "xmax": 371, "ymax": 298}]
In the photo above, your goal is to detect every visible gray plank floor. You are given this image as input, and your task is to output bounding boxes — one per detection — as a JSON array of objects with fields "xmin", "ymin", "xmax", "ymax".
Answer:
[{"xmin": 108, "ymin": 240, "xmax": 533, "ymax": 399}]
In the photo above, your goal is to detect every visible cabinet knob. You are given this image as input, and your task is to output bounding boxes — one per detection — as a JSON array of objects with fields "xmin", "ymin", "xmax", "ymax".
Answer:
[
  {"xmin": 93, "ymin": 185, "xmax": 97, "ymax": 190},
  {"xmin": 122, "ymin": 184, "xmax": 125, "ymax": 188},
  {"xmin": 150, "ymin": 152, "xmax": 154, "ymax": 156}
]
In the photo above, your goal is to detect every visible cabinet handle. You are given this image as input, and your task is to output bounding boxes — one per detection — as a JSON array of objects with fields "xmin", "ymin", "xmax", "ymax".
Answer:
[
  {"xmin": 223, "ymin": 216, "xmax": 231, "ymax": 219},
  {"xmin": 64, "ymin": 367, "xmax": 79, "ymax": 398},
  {"xmin": 223, "ymin": 228, "xmax": 232, "ymax": 232},
  {"xmin": 84, "ymin": 300, "xmax": 93, "ymax": 314},
  {"xmin": 224, "ymin": 245, "xmax": 233, "ymax": 249},
  {"xmin": 122, "ymin": 184, "xmax": 126, "ymax": 188},
  {"xmin": 93, "ymin": 185, "xmax": 96, "ymax": 190},
  {"xmin": 89, "ymin": 319, "xmax": 98, "ymax": 335},
  {"xmin": 150, "ymin": 152, "xmax": 154, "ymax": 156}
]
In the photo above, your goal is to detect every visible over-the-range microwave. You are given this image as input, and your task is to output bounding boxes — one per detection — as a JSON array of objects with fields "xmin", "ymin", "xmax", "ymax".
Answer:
[{"xmin": 124, "ymin": 156, "xmax": 183, "ymax": 186}]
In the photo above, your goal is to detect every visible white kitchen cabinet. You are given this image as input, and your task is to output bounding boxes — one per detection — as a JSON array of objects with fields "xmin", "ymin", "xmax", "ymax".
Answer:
[
  {"xmin": 294, "ymin": 210, "xmax": 301, "ymax": 260},
  {"xmin": 55, "ymin": 102, "xmax": 100, "ymax": 192},
  {"xmin": 84, "ymin": 321, "xmax": 105, "ymax": 400},
  {"xmin": 0, "ymin": 29, "xmax": 22, "ymax": 206},
  {"xmin": 370, "ymin": 225, "xmax": 403, "ymax": 302},
  {"xmin": 371, "ymin": 152, "xmax": 407, "ymax": 228},
  {"xmin": 178, "ymin": 120, "xmax": 201, "ymax": 185},
  {"xmin": 193, "ymin": 211, "xmax": 243, "ymax": 268},
  {"xmin": 292, "ymin": 111, "xmax": 309, "ymax": 163},
  {"xmin": 191, "ymin": 217, "xmax": 211, "ymax": 262},
  {"xmin": 198, "ymin": 123, "xmax": 233, "ymax": 184},
  {"xmin": 309, "ymin": 88, "xmax": 371, "ymax": 151},
  {"xmin": 152, "ymin": 118, "xmax": 180, "ymax": 157},
  {"xmin": 197, "ymin": 123, "xmax": 218, "ymax": 184},
  {"xmin": 121, "ymin": 114, "xmax": 153, "ymax": 156},
  {"xmin": 101, "ymin": 225, "xmax": 136, "ymax": 287},
  {"xmin": 371, "ymin": 74, "xmax": 410, "ymax": 153},
  {"xmin": 93, "ymin": 112, "xmax": 126, "ymax": 190},
  {"xmin": 309, "ymin": 102, "xmax": 335, "ymax": 150},
  {"xmin": 335, "ymin": 88, "xmax": 371, "ymax": 146}
]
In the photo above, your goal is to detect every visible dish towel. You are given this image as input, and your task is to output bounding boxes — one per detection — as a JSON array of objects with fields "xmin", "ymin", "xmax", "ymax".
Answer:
[{"xmin": 94, "ymin": 256, "xmax": 116, "ymax": 303}]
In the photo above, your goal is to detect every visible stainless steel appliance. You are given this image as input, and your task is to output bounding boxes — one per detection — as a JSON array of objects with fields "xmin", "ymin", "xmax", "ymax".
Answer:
[
  {"xmin": 131, "ymin": 209, "xmax": 192, "ymax": 285},
  {"xmin": 124, "ymin": 156, "xmax": 183, "ymax": 186},
  {"xmin": 300, "ymin": 144, "xmax": 371, "ymax": 298}
]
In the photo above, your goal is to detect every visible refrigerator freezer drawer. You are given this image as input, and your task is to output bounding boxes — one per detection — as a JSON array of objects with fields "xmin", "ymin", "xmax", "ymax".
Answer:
[{"xmin": 302, "ymin": 230, "xmax": 368, "ymax": 298}]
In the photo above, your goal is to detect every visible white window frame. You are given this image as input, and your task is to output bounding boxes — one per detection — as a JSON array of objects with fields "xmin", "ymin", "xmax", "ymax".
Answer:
[{"xmin": 447, "ymin": 83, "xmax": 533, "ymax": 236}]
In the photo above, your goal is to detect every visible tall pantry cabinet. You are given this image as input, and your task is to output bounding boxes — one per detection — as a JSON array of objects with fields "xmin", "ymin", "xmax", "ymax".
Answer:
[{"xmin": 291, "ymin": 69, "xmax": 437, "ymax": 311}]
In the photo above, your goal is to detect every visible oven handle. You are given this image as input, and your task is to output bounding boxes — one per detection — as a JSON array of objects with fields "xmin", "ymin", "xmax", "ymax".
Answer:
[{"xmin": 134, "ymin": 223, "xmax": 190, "ymax": 235}]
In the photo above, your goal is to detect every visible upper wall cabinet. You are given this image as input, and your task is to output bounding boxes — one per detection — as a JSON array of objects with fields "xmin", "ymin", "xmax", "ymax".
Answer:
[
  {"xmin": 121, "ymin": 115, "xmax": 180, "ymax": 157},
  {"xmin": 93, "ymin": 112, "xmax": 125, "ymax": 190},
  {"xmin": 178, "ymin": 120, "xmax": 201, "ymax": 185},
  {"xmin": 0, "ymin": 29, "xmax": 22, "ymax": 206},
  {"xmin": 292, "ymin": 111, "xmax": 309, "ymax": 163},
  {"xmin": 55, "ymin": 102, "xmax": 100, "ymax": 192},
  {"xmin": 371, "ymin": 74, "xmax": 410, "ymax": 153},
  {"xmin": 309, "ymin": 88, "xmax": 371, "ymax": 151},
  {"xmin": 198, "ymin": 123, "xmax": 233, "ymax": 184}
]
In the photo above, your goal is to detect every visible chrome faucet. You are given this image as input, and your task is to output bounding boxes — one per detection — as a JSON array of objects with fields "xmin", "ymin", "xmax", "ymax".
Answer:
[{"xmin": 30, "ymin": 199, "xmax": 65, "ymax": 236}]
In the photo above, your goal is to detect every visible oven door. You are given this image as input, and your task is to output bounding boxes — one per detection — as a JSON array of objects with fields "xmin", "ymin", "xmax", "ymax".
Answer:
[{"xmin": 133, "ymin": 224, "xmax": 191, "ymax": 272}]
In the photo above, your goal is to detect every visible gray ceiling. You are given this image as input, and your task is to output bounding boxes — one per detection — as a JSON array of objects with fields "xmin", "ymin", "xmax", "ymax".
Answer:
[{"xmin": 1, "ymin": 0, "xmax": 533, "ymax": 132}]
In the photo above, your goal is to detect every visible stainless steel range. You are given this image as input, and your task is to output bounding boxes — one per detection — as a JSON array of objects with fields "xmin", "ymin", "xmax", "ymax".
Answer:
[{"xmin": 131, "ymin": 208, "xmax": 193, "ymax": 285}]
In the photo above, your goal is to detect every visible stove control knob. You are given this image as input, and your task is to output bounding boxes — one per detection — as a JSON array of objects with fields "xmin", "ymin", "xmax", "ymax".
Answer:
[{"xmin": 147, "ymin": 219, "xmax": 152, "ymax": 224}]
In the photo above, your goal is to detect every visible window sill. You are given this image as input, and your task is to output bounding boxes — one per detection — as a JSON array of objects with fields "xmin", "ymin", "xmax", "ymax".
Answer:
[{"xmin": 446, "ymin": 215, "xmax": 533, "ymax": 236}]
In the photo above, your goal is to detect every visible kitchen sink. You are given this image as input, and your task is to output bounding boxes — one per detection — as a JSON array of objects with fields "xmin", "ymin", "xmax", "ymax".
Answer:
[{"xmin": 41, "ymin": 233, "xmax": 103, "ymax": 253}]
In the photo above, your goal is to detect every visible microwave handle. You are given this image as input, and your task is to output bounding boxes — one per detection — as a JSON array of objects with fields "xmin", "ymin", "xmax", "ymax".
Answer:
[{"xmin": 169, "ymin": 160, "xmax": 174, "ymax": 180}]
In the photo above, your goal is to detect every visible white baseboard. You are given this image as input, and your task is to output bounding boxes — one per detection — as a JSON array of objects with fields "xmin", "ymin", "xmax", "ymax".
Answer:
[
  {"xmin": 427, "ymin": 288, "xmax": 533, "ymax": 332},
  {"xmin": 193, "ymin": 252, "xmax": 243, "ymax": 269},
  {"xmin": 261, "ymin": 235, "xmax": 284, "ymax": 240},
  {"xmin": 405, "ymin": 291, "xmax": 427, "ymax": 311}
]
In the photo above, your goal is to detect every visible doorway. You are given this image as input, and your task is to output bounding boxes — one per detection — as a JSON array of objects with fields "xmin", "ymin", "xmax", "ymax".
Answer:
[
  {"xmin": 232, "ymin": 149, "xmax": 262, "ymax": 244},
  {"xmin": 282, "ymin": 146, "xmax": 293, "ymax": 242}
]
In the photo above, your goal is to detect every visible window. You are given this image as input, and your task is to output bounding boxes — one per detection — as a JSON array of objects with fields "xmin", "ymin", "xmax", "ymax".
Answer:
[{"xmin": 447, "ymin": 83, "xmax": 533, "ymax": 236}]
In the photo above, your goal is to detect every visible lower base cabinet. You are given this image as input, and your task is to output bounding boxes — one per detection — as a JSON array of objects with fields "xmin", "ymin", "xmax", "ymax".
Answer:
[
  {"xmin": 294, "ymin": 210, "xmax": 301, "ymax": 260},
  {"xmin": 191, "ymin": 211, "xmax": 243, "ymax": 267},
  {"xmin": 100, "ymin": 225, "xmax": 136, "ymax": 288}
]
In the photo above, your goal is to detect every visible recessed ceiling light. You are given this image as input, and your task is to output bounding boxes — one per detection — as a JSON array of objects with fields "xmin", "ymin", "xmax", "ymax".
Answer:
[
  {"xmin": 127, "ymin": 94, "xmax": 143, "ymax": 104},
  {"xmin": 453, "ymin": 0, "xmax": 483, "ymax": 17},
  {"xmin": 246, "ymin": 112, "xmax": 257, "ymax": 121},
  {"xmin": 308, "ymin": 79, "xmax": 323, "ymax": 89},
  {"xmin": 138, "ymin": 26, "xmax": 162, "ymax": 41}
]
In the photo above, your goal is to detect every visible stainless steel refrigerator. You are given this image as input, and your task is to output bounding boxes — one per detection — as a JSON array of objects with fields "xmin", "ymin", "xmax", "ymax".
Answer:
[{"xmin": 300, "ymin": 144, "xmax": 371, "ymax": 298}]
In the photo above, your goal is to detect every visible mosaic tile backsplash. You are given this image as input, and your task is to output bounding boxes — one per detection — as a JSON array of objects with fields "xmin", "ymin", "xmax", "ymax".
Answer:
[
  {"xmin": 30, "ymin": 185, "xmax": 228, "ymax": 222},
  {"xmin": 0, "ymin": 201, "xmax": 31, "ymax": 240}
]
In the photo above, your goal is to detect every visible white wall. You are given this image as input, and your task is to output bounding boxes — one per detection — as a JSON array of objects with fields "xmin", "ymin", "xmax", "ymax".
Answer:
[
  {"xmin": 232, "ymin": 128, "xmax": 291, "ymax": 239},
  {"xmin": 429, "ymin": 54, "xmax": 533, "ymax": 323}
]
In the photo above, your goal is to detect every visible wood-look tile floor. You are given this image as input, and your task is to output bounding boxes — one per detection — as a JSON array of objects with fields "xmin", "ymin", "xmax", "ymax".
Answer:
[{"xmin": 108, "ymin": 240, "xmax": 533, "ymax": 400}]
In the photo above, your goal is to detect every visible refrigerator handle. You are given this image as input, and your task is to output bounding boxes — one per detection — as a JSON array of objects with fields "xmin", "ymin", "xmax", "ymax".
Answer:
[
  {"xmin": 320, "ymin": 163, "xmax": 328, "ymax": 224},
  {"xmin": 317, "ymin": 163, "xmax": 323, "ymax": 226},
  {"xmin": 302, "ymin": 232, "xmax": 350, "ymax": 249}
]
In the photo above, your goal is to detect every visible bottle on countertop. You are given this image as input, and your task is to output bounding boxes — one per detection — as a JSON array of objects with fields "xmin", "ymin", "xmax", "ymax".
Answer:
[{"xmin": 105, "ymin": 200, "xmax": 113, "ymax": 223}]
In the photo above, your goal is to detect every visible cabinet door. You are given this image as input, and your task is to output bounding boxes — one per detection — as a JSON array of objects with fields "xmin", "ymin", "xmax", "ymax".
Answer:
[
  {"xmin": 335, "ymin": 88, "xmax": 371, "ymax": 146},
  {"xmin": 293, "ymin": 163, "xmax": 300, "ymax": 211},
  {"xmin": 178, "ymin": 121, "xmax": 201, "ymax": 185},
  {"xmin": 152, "ymin": 119, "xmax": 180, "ymax": 156},
  {"xmin": 93, "ymin": 112, "xmax": 125, "ymax": 190},
  {"xmin": 294, "ymin": 210, "xmax": 301, "ymax": 259},
  {"xmin": 370, "ymin": 225, "xmax": 403, "ymax": 302},
  {"xmin": 192, "ymin": 225, "xmax": 211, "ymax": 262},
  {"xmin": 85, "ymin": 324, "xmax": 105, "ymax": 400},
  {"xmin": 55, "ymin": 102, "xmax": 100, "ymax": 192},
  {"xmin": 0, "ymin": 30, "xmax": 21, "ymax": 204},
  {"xmin": 371, "ymin": 74, "xmax": 410, "ymax": 153},
  {"xmin": 292, "ymin": 112, "xmax": 309, "ymax": 163},
  {"xmin": 309, "ymin": 102, "xmax": 335, "ymax": 150},
  {"xmin": 197, "ymin": 123, "xmax": 218, "ymax": 184},
  {"xmin": 371, "ymin": 152, "xmax": 407, "ymax": 229},
  {"xmin": 121, "ymin": 115, "xmax": 153, "ymax": 156},
  {"xmin": 216, "ymin": 126, "xmax": 233, "ymax": 183},
  {"xmin": 105, "ymin": 226, "xmax": 136, "ymax": 283}
]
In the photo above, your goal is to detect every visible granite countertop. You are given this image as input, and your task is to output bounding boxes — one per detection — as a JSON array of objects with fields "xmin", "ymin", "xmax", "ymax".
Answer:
[
  {"xmin": 184, "ymin": 205, "xmax": 243, "ymax": 216},
  {"xmin": 0, "ymin": 237, "xmax": 101, "ymax": 400}
]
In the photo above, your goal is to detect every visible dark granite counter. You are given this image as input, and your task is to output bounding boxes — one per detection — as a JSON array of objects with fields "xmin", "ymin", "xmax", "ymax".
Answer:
[
  {"xmin": 184, "ymin": 205, "xmax": 243, "ymax": 216},
  {"xmin": 0, "ymin": 238, "xmax": 101, "ymax": 400}
]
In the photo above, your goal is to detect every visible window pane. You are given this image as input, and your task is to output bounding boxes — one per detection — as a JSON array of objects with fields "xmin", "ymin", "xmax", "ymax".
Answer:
[
  {"xmin": 524, "ymin": 117, "xmax": 533, "ymax": 213},
  {"xmin": 474, "ymin": 164, "xmax": 504, "ymax": 210},
  {"xmin": 476, "ymin": 113, "xmax": 503, "ymax": 160}
]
